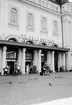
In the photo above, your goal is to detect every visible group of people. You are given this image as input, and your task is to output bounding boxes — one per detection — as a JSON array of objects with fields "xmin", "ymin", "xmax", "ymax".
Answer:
[
  {"xmin": 25, "ymin": 64, "xmax": 33, "ymax": 74},
  {"xmin": 13, "ymin": 64, "xmax": 21, "ymax": 75},
  {"xmin": 3, "ymin": 64, "xmax": 21, "ymax": 75},
  {"xmin": 3, "ymin": 62, "xmax": 50, "ymax": 76},
  {"xmin": 3, "ymin": 63, "xmax": 32, "ymax": 75},
  {"xmin": 3, "ymin": 65, "xmax": 10, "ymax": 75},
  {"xmin": 40, "ymin": 63, "xmax": 50, "ymax": 76}
]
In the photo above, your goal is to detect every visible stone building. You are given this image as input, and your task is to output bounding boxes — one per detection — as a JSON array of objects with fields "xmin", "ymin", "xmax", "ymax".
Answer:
[{"xmin": 0, "ymin": 0, "xmax": 70, "ymax": 75}]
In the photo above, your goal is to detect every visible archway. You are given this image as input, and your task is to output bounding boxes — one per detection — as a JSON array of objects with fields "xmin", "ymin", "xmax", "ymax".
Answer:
[
  {"xmin": 9, "ymin": 38, "xmax": 17, "ymax": 42},
  {"xmin": 54, "ymin": 44, "xmax": 58, "ymax": 47},
  {"xmin": 41, "ymin": 43, "xmax": 46, "ymax": 46},
  {"xmin": 26, "ymin": 40, "xmax": 34, "ymax": 44}
]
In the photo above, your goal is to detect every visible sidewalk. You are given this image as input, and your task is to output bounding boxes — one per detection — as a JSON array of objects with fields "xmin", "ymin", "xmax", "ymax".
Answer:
[
  {"xmin": 32, "ymin": 97, "xmax": 72, "ymax": 105},
  {"xmin": 0, "ymin": 72, "xmax": 72, "ymax": 105}
]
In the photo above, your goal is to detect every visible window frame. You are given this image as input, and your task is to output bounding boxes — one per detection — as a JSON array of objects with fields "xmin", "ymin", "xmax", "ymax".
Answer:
[
  {"xmin": 11, "ymin": 8, "xmax": 17, "ymax": 23},
  {"xmin": 41, "ymin": 17, "xmax": 47, "ymax": 31},
  {"xmin": 28, "ymin": 13, "xmax": 33, "ymax": 27},
  {"xmin": 53, "ymin": 20, "xmax": 58, "ymax": 34}
]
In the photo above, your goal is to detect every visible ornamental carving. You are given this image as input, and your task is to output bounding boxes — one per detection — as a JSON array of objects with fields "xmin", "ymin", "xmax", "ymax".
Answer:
[{"xmin": 21, "ymin": 35, "xmax": 56, "ymax": 46}]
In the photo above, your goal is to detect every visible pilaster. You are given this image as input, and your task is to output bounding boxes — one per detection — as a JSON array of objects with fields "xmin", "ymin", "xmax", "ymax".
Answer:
[
  {"xmin": 22, "ymin": 48, "xmax": 26, "ymax": 74},
  {"xmin": 37, "ymin": 50, "xmax": 41, "ymax": 73},
  {"xmin": 0, "ymin": 47, "xmax": 2, "ymax": 73},
  {"xmin": 47, "ymin": 51, "xmax": 51, "ymax": 66},
  {"xmin": 62, "ymin": 53, "xmax": 66, "ymax": 71}
]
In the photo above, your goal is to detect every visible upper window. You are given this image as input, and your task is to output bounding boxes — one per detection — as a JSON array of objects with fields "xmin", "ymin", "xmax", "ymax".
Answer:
[
  {"xmin": 28, "ymin": 13, "xmax": 33, "ymax": 27},
  {"xmin": 53, "ymin": 20, "xmax": 58, "ymax": 34},
  {"xmin": 42, "ymin": 1, "xmax": 44, "ymax": 6},
  {"xmin": 11, "ymin": 8, "xmax": 17, "ymax": 23},
  {"xmin": 39, "ymin": 0, "xmax": 41, "ymax": 4},
  {"xmin": 42, "ymin": 17, "xmax": 47, "ymax": 30}
]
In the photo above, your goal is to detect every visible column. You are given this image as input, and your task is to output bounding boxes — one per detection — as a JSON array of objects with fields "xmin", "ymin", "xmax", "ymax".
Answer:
[
  {"xmin": 22, "ymin": 48, "xmax": 26, "ymax": 74},
  {"xmin": 33, "ymin": 50, "xmax": 38, "ymax": 71},
  {"xmin": 0, "ymin": 47, "xmax": 2, "ymax": 73},
  {"xmin": 65, "ymin": 52, "xmax": 68, "ymax": 71},
  {"xmin": 37, "ymin": 50, "xmax": 41, "ymax": 73},
  {"xmin": 51, "ymin": 51, "xmax": 55, "ymax": 72},
  {"xmin": 2, "ymin": 46, "xmax": 7, "ymax": 75},
  {"xmin": 18, "ymin": 48, "xmax": 22, "ymax": 66},
  {"xmin": 62, "ymin": 53, "xmax": 66, "ymax": 71},
  {"xmin": 66, "ymin": 52, "xmax": 71, "ymax": 71},
  {"xmin": 47, "ymin": 51, "xmax": 51, "ymax": 66}
]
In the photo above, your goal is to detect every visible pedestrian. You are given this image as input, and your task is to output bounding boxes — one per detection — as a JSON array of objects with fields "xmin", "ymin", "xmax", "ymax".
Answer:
[
  {"xmin": 26, "ymin": 64, "xmax": 30, "ymax": 74},
  {"xmin": 43, "ymin": 63, "xmax": 50, "ymax": 75},
  {"xmin": 3, "ymin": 65, "xmax": 10, "ymax": 75},
  {"xmin": 17, "ymin": 65, "xmax": 20, "ymax": 74}
]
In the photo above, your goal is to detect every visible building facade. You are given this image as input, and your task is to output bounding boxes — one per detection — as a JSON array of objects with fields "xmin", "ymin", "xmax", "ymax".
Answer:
[{"xmin": 0, "ymin": 0, "xmax": 70, "ymax": 75}]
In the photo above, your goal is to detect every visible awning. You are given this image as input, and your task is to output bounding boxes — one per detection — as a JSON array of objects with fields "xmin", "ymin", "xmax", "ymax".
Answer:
[{"xmin": 0, "ymin": 40, "xmax": 69, "ymax": 52}]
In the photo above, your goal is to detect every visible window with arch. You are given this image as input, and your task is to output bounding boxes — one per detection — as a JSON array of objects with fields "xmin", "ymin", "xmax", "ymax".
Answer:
[
  {"xmin": 53, "ymin": 20, "xmax": 58, "ymax": 34},
  {"xmin": 9, "ymin": 38, "xmax": 17, "ymax": 42},
  {"xmin": 11, "ymin": 8, "xmax": 17, "ymax": 23},
  {"xmin": 42, "ymin": 17, "xmax": 47, "ymax": 30},
  {"xmin": 28, "ymin": 13, "xmax": 33, "ymax": 27},
  {"xmin": 39, "ymin": 0, "xmax": 41, "ymax": 4}
]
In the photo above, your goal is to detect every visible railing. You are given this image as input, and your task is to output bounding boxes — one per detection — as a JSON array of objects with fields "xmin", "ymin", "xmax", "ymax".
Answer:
[
  {"xmin": 62, "ymin": 3, "xmax": 72, "ymax": 14},
  {"xmin": 17, "ymin": 0, "xmax": 60, "ymax": 13}
]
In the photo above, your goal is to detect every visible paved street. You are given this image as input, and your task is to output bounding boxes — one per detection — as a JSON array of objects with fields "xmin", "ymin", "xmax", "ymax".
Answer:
[{"xmin": 0, "ymin": 72, "xmax": 72, "ymax": 105}]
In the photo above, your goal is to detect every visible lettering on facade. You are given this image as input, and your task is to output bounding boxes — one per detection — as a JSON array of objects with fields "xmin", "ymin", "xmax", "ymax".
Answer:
[{"xmin": 21, "ymin": 35, "xmax": 55, "ymax": 46}]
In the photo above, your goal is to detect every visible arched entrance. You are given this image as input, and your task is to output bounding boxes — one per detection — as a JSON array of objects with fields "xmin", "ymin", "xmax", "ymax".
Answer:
[{"xmin": 6, "ymin": 38, "xmax": 18, "ymax": 75}]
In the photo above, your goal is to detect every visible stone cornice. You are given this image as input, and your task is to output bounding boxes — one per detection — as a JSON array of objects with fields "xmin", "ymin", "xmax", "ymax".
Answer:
[
  {"xmin": 62, "ymin": 11, "xmax": 72, "ymax": 17},
  {"xmin": 8, "ymin": 0, "xmax": 61, "ymax": 16}
]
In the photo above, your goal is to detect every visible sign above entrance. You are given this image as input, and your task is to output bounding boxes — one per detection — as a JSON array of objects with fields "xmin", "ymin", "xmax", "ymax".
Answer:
[
  {"xmin": 6, "ymin": 51, "xmax": 16, "ymax": 59},
  {"xmin": 21, "ymin": 35, "xmax": 56, "ymax": 47}
]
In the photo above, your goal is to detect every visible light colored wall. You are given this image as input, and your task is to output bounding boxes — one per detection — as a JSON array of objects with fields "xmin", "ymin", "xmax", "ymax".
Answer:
[
  {"xmin": 0, "ymin": 0, "xmax": 62, "ymax": 47},
  {"xmin": 62, "ymin": 2, "xmax": 72, "ymax": 70}
]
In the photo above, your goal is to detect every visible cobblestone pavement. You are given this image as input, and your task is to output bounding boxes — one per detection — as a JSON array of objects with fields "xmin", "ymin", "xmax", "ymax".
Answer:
[{"xmin": 0, "ymin": 72, "xmax": 72, "ymax": 105}]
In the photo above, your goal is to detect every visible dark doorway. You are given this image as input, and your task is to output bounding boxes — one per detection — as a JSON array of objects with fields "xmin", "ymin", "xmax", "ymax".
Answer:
[
  {"xmin": 7, "ymin": 61, "xmax": 14, "ymax": 75},
  {"xmin": 54, "ymin": 51, "xmax": 58, "ymax": 72},
  {"xmin": 41, "ymin": 51, "xmax": 47, "ymax": 71}
]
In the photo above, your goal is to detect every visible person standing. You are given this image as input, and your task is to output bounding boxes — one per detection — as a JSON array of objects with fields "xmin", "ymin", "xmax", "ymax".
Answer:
[{"xmin": 26, "ymin": 64, "xmax": 30, "ymax": 74}]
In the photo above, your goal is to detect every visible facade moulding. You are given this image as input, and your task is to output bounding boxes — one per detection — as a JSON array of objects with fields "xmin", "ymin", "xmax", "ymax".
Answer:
[
  {"xmin": 61, "ymin": 15, "xmax": 72, "ymax": 23},
  {"xmin": 21, "ymin": 35, "xmax": 56, "ymax": 47},
  {"xmin": 0, "ymin": 39, "xmax": 69, "ymax": 52},
  {"xmin": 62, "ymin": 12, "xmax": 72, "ymax": 17},
  {"xmin": 62, "ymin": 18, "xmax": 69, "ymax": 23},
  {"xmin": 62, "ymin": 16, "xmax": 72, "ymax": 23},
  {"xmin": 5, "ymin": 35, "xmax": 22, "ymax": 42},
  {"xmin": 0, "ymin": 36, "xmax": 2, "ymax": 40},
  {"xmin": 8, "ymin": 0, "xmax": 61, "ymax": 16}
]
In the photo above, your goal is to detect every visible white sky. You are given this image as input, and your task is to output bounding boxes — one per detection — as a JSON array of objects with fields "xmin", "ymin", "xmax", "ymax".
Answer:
[{"xmin": 69, "ymin": 0, "xmax": 72, "ymax": 2}]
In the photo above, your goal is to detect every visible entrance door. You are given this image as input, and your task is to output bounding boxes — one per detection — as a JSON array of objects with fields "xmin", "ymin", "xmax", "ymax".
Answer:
[
  {"xmin": 54, "ymin": 52, "xmax": 58, "ymax": 72},
  {"xmin": 7, "ymin": 61, "xmax": 14, "ymax": 75}
]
